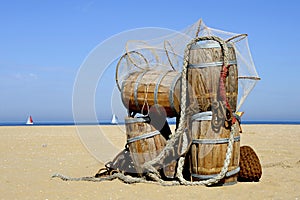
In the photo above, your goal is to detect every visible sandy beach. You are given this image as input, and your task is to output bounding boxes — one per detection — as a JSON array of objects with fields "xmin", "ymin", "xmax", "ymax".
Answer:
[{"xmin": 0, "ymin": 124, "xmax": 299, "ymax": 199}]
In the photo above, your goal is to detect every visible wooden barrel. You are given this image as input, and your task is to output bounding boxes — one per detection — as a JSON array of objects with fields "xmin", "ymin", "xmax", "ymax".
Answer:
[
  {"xmin": 187, "ymin": 41, "xmax": 238, "ymax": 112},
  {"xmin": 188, "ymin": 111, "xmax": 240, "ymax": 185},
  {"xmin": 125, "ymin": 117, "xmax": 167, "ymax": 175},
  {"xmin": 121, "ymin": 70, "xmax": 181, "ymax": 117}
]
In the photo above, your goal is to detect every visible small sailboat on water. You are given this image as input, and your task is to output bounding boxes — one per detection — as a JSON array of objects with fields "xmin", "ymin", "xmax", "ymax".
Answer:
[
  {"xmin": 111, "ymin": 114, "xmax": 118, "ymax": 124},
  {"xmin": 26, "ymin": 116, "xmax": 33, "ymax": 125}
]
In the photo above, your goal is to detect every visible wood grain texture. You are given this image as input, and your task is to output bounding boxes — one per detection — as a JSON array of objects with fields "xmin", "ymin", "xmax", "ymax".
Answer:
[
  {"xmin": 188, "ymin": 120, "xmax": 240, "ymax": 185},
  {"xmin": 188, "ymin": 45, "xmax": 238, "ymax": 113},
  {"xmin": 121, "ymin": 71, "xmax": 181, "ymax": 117},
  {"xmin": 125, "ymin": 117, "xmax": 167, "ymax": 176}
]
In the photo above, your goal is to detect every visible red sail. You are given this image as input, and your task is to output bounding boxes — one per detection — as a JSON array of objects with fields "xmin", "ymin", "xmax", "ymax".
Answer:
[{"xmin": 29, "ymin": 116, "xmax": 33, "ymax": 123}]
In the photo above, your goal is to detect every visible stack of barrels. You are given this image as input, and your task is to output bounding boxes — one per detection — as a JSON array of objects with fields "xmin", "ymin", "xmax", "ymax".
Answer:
[
  {"xmin": 119, "ymin": 37, "xmax": 240, "ymax": 184},
  {"xmin": 121, "ymin": 70, "xmax": 181, "ymax": 178},
  {"xmin": 186, "ymin": 40, "xmax": 240, "ymax": 185}
]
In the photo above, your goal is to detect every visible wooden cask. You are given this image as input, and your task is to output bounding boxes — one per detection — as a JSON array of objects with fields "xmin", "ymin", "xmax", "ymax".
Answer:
[
  {"xmin": 188, "ymin": 112, "xmax": 240, "ymax": 185},
  {"xmin": 187, "ymin": 41, "xmax": 238, "ymax": 112},
  {"xmin": 125, "ymin": 117, "xmax": 167, "ymax": 175},
  {"xmin": 121, "ymin": 70, "xmax": 181, "ymax": 117}
]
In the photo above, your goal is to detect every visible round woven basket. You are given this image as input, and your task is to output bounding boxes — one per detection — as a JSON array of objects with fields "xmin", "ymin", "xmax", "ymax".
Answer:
[{"xmin": 238, "ymin": 146, "xmax": 262, "ymax": 182}]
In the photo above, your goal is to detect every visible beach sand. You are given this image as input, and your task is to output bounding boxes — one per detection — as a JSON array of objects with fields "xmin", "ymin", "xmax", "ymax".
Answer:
[{"xmin": 0, "ymin": 125, "xmax": 299, "ymax": 199}]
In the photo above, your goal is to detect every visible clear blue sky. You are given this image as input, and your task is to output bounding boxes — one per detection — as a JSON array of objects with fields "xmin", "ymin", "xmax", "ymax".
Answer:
[{"xmin": 1, "ymin": 0, "xmax": 299, "ymax": 122}]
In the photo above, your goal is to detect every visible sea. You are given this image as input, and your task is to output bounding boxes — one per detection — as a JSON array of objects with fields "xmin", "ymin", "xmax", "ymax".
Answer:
[{"xmin": 0, "ymin": 120, "xmax": 300, "ymax": 126}]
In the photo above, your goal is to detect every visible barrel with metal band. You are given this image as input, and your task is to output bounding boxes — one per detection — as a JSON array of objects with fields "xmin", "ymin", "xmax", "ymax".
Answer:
[
  {"xmin": 188, "ymin": 111, "xmax": 240, "ymax": 185},
  {"xmin": 125, "ymin": 117, "xmax": 168, "ymax": 176},
  {"xmin": 187, "ymin": 41, "xmax": 238, "ymax": 112},
  {"xmin": 121, "ymin": 70, "xmax": 181, "ymax": 117}
]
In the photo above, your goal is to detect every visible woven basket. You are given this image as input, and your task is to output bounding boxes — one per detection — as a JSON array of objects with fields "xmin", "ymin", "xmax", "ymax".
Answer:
[{"xmin": 238, "ymin": 146, "xmax": 262, "ymax": 182}]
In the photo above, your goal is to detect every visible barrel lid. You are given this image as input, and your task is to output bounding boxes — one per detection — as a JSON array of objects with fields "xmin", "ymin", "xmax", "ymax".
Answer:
[{"xmin": 191, "ymin": 41, "xmax": 233, "ymax": 50}]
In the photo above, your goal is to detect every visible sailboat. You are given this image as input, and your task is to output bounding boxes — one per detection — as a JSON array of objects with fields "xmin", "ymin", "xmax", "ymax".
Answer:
[
  {"xmin": 26, "ymin": 116, "xmax": 33, "ymax": 125},
  {"xmin": 111, "ymin": 114, "xmax": 118, "ymax": 124}
]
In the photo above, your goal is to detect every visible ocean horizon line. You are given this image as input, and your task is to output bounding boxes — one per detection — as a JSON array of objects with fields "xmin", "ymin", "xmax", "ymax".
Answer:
[{"xmin": 1, "ymin": 120, "xmax": 300, "ymax": 126}]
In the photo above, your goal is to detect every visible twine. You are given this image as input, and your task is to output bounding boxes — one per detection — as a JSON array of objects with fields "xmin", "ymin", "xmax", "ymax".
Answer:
[{"xmin": 164, "ymin": 40, "xmax": 177, "ymax": 71}]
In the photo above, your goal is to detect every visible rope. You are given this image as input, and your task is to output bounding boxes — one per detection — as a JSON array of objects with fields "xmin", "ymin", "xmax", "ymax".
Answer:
[
  {"xmin": 52, "ymin": 172, "xmax": 180, "ymax": 186},
  {"xmin": 141, "ymin": 36, "xmax": 233, "ymax": 186},
  {"xmin": 174, "ymin": 36, "xmax": 236, "ymax": 186},
  {"xmin": 141, "ymin": 39, "xmax": 190, "ymax": 175},
  {"xmin": 225, "ymin": 34, "xmax": 248, "ymax": 43},
  {"xmin": 52, "ymin": 172, "xmax": 150, "ymax": 184},
  {"xmin": 195, "ymin": 19, "xmax": 203, "ymax": 37},
  {"xmin": 176, "ymin": 124, "xmax": 237, "ymax": 186},
  {"xmin": 53, "ymin": 36, "xmax": 237, "ymax": 187},
  {"xmin": 51, "ymin": 122, "xmax": 237, "ymax": 187},
  {"xmin": 164, "ymin": 40, "xmax": 177, "ymax": 71}
]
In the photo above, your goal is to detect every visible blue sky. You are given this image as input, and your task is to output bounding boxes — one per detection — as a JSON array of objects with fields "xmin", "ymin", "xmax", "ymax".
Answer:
[{"xmin": 1, "ymin": 0, "xmax": 300, "ymax": 122}]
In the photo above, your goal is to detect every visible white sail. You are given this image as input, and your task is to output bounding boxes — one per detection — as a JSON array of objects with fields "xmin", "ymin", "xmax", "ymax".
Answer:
[
  {"xmin": 111, "ymin": 114, "xmax": 118, "ymax": 124},
  {"xmin": 26, "ymin": 116, "xmax": 33, "ymax": 125}
]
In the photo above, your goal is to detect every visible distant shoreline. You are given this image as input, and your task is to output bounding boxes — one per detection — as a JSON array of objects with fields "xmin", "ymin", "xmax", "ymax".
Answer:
[{"xmin": 1, "ymin": 120, "xmax": 300, "ymax": 126}]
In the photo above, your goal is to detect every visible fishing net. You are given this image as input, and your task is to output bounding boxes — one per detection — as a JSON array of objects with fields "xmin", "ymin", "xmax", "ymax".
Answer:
[
  {"xmin": 53, "ymin": 19, "xmax": 261, "ymax": 186},
  {"xmin": 116, "ymin": 19, "xmax": 260, "ymax": 115}
]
